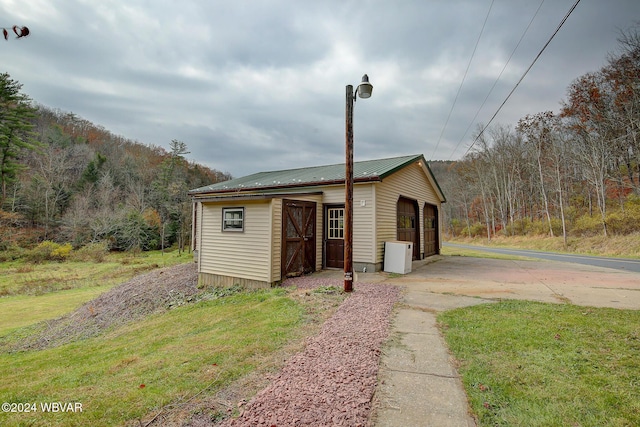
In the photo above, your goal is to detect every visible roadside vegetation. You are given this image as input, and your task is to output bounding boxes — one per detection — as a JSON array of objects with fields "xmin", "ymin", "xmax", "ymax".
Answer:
[
  {"xmin": 439, "ymin": 301, "xmax": 640, "ymax": 426},
  {"xmin": 445, "ymin": 233, "xmax": 640, "ymax": 259},
  {"xmin": 441, "ymin": 241, "xmax": 536, "ymax": 260}
]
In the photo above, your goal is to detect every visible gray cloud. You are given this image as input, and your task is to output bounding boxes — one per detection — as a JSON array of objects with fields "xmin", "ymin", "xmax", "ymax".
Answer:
[{"xmin": 1, "ymin": 0, "xmax": 638, "ymax": 177}]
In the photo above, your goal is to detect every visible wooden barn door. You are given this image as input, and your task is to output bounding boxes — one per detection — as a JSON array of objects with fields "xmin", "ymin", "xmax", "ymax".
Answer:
[
  {"xmin": 397, "ymin": 197, "xmax": 420, "ymax": 260},
  {"xmin": 424, "ymin": 203, "xmax": 438, "ymax": 257},
  {"xmin": 282, "ymin": 200, "xmax": 316, "ymax": 277}
]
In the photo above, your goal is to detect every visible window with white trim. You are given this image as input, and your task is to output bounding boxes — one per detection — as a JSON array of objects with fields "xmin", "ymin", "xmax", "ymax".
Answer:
[
  {"xmin": 328, "ymin": 208, "xmax": 344, "ymax": 239},
  {"xmin": 222, "ymin": 207, "xmax": 244, "ymax": 231}
]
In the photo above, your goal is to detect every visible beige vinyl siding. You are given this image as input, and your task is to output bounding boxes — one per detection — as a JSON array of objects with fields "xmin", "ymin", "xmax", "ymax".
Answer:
[
  {"xmin": 191, "ymin": 202, "xmax": 197, "ymax": 252},
  {"xmin": 374, "ymin": 162, "xmax": 441, "ymax": 264},
  {"xmin": 322, "ymin": 184, "xmax": 376, "ymax": 264},
  {"xmin": 200, "ymin": 200, "xmax": 272, "ymax": 283},
  {"xmin": 193, "ymin": 201, "xmax": 203, "ymax": 256},
  {"xmin": 321, "ymin": 184, "xmax": 345, "ymax": 204},
  {"xmin": 198, "ymin": 201, "xmax": 204, "ymax": 265},
  {"xmin": 270, "ymin": 198, "xmax": 282, "ymax": 283}
]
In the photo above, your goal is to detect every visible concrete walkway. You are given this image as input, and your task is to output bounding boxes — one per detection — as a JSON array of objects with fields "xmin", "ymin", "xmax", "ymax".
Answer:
[
  {"xmin": 365, "ymin": 255, "xmax": 640, "ymax": 427},
  {"xmin": 370, "ymin": 267, "xmax": 484, "ymax": 426}
]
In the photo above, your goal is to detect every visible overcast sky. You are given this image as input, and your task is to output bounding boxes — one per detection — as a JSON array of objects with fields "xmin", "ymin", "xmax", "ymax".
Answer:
[{"xmin": 1, "ymin": 0, "xmax": 638, "ymax": 177}]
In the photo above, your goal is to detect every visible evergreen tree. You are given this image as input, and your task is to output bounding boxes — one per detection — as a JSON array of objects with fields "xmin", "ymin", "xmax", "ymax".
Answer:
[{"xmin": 0, "ymin": 72, "xmax": 38, "ymax": 207}]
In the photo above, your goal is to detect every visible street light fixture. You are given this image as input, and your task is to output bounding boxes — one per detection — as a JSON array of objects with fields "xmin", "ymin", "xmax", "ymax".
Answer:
[{"xmin": 344, "ymin": 74, "xmax": 373, "ymax": 292}]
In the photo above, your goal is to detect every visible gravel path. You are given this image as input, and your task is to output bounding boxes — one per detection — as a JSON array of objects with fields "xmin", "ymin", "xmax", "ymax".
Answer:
[{"xmin": 218, "ymin": 276, "xmax": 400, "ymax": 427}]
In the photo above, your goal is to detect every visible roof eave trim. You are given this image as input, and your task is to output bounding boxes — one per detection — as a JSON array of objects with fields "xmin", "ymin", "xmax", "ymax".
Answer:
[
  {"xmin": 421, "ymin": 158, "xmax": 447, "ymax": 202},
  {"xmin": 188, "ymin": 176, "xmax": 381, "ymax": 197},
  {"xmin": 192, "ymin": 191, "xmax": 325, "ymax": 203},
  {"xmin": 377, "ymin": 154, "xmax": 423, "ymax": 180}
]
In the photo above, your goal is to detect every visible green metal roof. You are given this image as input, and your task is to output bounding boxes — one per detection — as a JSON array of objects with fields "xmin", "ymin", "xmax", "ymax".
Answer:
[{"xmin": 189, "ymin": 154, "xmax": 445, "ymax": 202}]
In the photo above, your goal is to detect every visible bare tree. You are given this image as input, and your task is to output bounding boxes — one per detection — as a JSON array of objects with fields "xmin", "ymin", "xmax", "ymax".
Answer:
[{"xmin": 517, "ymin": 112, "xmax": 558, "ymax": 237}]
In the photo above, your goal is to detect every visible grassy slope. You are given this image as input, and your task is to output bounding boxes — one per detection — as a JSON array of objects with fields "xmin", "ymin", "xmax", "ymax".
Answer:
[
  {"xmin": 0, "ymin": 251, "xmax": 192, "ymax": 296},
  {"xmin": 0, "ymin": 289, "xmax": 307, "ymax": 427},
  {"xmin": 0, "ymin": 287, "xmax": 109, "ymax": 335},
  {"xmin": 447, "ymin": 233, "xmax": 640, "ymax": 258},
  {"xmin": 0, "ymin": 251, "xmax": 192, "ymax": 335},
  {"xmin": 0, "ymin": 251, "xmax": 345, "ymax": 426}
]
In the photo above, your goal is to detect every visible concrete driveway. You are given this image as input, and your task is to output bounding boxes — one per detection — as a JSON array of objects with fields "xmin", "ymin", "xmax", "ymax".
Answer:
[
  {"xmin": 370, "ymin": 255, "xmax": 640, "ymax": 426},
  {"xmin": 381, "ymin": 255, "xmax": 640, "ymax": 310}
]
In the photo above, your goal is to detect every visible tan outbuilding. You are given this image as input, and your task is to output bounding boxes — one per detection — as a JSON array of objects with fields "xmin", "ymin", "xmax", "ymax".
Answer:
[{"xmin": 189, "ymin": 154, "xmax": 446, "ymax": 288}]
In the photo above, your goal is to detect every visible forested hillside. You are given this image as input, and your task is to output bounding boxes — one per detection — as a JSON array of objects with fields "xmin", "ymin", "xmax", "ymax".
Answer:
[
  {"xmin": 3, "ymin": 25, "xmax": 639, "ymax": 255},
  {"xmin": 0, "ymin": 73, "xmax": 231, "ymax": 253},
  {"xmin": 432, "ymin": 26, "xmax": 640, "ymax": 243}
]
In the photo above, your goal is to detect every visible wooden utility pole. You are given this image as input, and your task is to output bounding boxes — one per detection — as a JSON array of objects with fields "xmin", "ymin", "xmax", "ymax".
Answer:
[{"xmin": 344, "ymin": 84, "xmax": 355, "ymax": 292}]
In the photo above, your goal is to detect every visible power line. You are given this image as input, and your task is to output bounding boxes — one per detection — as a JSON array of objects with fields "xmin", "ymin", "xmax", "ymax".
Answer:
[
  {"xmin": 462, "ymin": 0, "xmax": 582, "ymax": 158},
  {"xmin": 429, "ymin": 0, "xmax": 495, "ymax": 160},
  {"xmin": 448, "ymin": 0, "xmax": 546, "ymax": 160}
]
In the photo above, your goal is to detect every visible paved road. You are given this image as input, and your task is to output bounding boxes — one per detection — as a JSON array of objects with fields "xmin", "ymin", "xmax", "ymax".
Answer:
[{"xmin": 444, "ymin": 242, "xmax": 640, "ymax": 273}]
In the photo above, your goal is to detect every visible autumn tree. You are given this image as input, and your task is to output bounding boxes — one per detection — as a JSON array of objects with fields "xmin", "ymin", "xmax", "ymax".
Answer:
[
  {"xmin": 602, "ymin": 27, "xmax": 640, "ymax": 195},
  {"xmin": 445, "ymin": 160, "xmax": 479, "ymax": 237},
  {"xmin": 466, "ymin": 128, "xmax": 497, "ymax": 241},
  {"xmin": 517, "ymin": 112, "xmax": 564, "ymax": 238},
  {"xmin": 430, "ymin": 25, "xmax": 640, "ymax": 240},
  {"xmin": 562, "ymin": 72, "xmax": 621, "ymax": 236}
]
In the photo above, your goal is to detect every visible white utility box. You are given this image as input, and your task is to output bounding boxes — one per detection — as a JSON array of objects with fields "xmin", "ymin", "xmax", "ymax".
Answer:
[{"xmin": 384, "ymin": 241, "xmax": 413, "ymax": 274}]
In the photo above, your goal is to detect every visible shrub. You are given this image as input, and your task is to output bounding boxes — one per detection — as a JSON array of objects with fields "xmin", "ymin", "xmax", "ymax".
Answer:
[
  {"xmin": 503, "ymin": 218, "xmax": 563, "ymax": 237},
  {"xmin": 51, "ymin": 243, "xmax": 73, "ymax": 259},
  {"xmin": 70, "ymin": 241, "xmax": 109, "ymax": 262},
  {"xmin": 463, "ymin": 222, "xmax": 487, "ymax": 238},
  {"xmin": 527, "ymin": 219, "xmax": 549, "ymax": 235},
  {"xmin": 571, "ymin": 214, "xmax": 604, "ymax": 237},
  {"xmin": 25, "ymin": 241, "xmax": 73, "ymax": 263},
  {"xmin": 606, "ymin": 202, "xmax": 640, "ymax": 235},
  {"xmin": 504, "ymin": 218, "xmax": 531, "ymax": 236},
  {"xmin": 0, "ymin": 245, "xmax": 25, "ymax": 262}
]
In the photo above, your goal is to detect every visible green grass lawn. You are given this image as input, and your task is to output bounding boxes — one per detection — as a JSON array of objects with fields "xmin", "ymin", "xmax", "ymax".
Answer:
[
  {"xmin": 439, "ymin": 301, "xmax": 640, "ymax": 426},
  {"xmin": 440, "ymin": 244, "xmax": 536, "ymax": 260},
  {"xmin": 0, "ymin": 250, "xmax": 192, "ymax": 297},
  {"xmin": 0, "ymin": 250, "xmax": 192, "ymax": 335},
  {"xmin": 0, "ymin": 286, "xmax": 112, "ymax": 336},
  {"xmin": 446, "ymin": 234, "xmax": 640, "ymax": 259},
  {"xmin": 0, "ymin": 289, "xmax": 306, "ymax": 427}
]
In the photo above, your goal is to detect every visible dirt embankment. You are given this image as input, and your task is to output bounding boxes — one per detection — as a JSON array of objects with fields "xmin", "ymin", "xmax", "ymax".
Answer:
[{"xmin": 8, "ymin": 262, "xmax": 199, "ymax": 351}]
